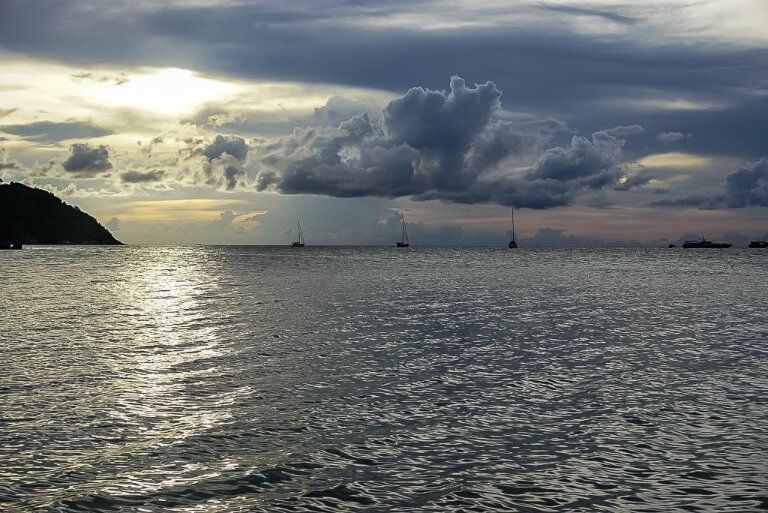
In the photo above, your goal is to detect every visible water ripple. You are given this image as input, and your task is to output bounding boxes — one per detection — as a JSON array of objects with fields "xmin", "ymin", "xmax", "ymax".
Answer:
[{"xmin": 1, "ymin": 246, "xmax": 767, "ymax": 511}]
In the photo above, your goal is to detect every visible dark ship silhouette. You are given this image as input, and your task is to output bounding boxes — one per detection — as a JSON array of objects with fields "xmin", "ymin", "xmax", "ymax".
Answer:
[{"xmin": 682, "ymin": 237, "xmax": 732, "ymax": 249}]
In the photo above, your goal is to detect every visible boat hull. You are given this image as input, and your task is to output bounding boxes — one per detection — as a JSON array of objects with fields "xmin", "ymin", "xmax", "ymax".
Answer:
[
  {"xmin": 682, "ymin": 242, "xmax": 732, "ymax": 248},
  {"xmin": 396, "ymin": 242, "xmax": 409, "ymax": 247},
  {"xmin": 749, "ymin": 241, "xmax": 768, "ymax": 248},
  {"xmin": 508, "ymin": 241, "xmax": 518, "ymax": 248},
  {"xmin": 290, "ymin": 242, "xmax": 305, "ymax": 247}
]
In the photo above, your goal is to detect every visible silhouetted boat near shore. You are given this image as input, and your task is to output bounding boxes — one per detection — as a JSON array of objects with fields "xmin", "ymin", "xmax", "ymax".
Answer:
[
  {"xmin": 749, "ymin": 239, "xmax": 768, "ymax": 248},
  {"xmin": 508, "ymin": 208, "xmax": 518, "ymax": 249},
  {"xmin": 396, "ymin": 214, "xmax": 410, "ymax": 247},
  {"xmin": 0, "ymin": 241, "xmax": 22, "ymax": 250},
  {"xmin": 291, "ymin": 220, "xmax": 305, "ymax": 247},
  {"xmin": 682, "ymin": 238, "xmax": 732, "ymax": 249}
]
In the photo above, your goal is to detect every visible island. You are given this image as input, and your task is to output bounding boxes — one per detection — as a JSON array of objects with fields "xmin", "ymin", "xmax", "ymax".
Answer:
[{"xmin": 0, "ymin": 181, "xmax": 122, "ymax": 245}]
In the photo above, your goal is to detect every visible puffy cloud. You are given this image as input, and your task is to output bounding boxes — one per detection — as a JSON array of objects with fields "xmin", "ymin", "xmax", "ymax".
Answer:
[
  {"xmin": 657, "ymin": 131, "xmax": 691, "ymax": 144},
  {"xmin": 120, "ymin": 169, "xmax": 165, "ymax": 183},
  {"xmin": 199, "ymin": 134, "xmax": 249, "ymax": 162},
  {"xmin": 62, "ymin": 143, "xmax": 112, "ymax": 176},
  {"xmin": 723, "ymin": 158, "xmax": 768, "ymax": 207},
  {"xmin": 655, "ymin": 157, "xmax": 768, "ymax": 208},
  {"xmin": 203, "ymin": 153, "xmax": 246, "ymax": 191},
  {"xmin": 0, "ymin": 148, "xmax": 20, "ymax": 172},
  {"xmin": 531, "ymin": 131, "xmax": 624, "ymax": 183},
  {"xmin": 603, "ymin": 125, "xmax": 644, "ymax": 138},
  {"xmin": 255, "ymin": 76, "xmax": 632, "ymax": 208},
  {"xmin": 313, "ymin": 96, "xmax": 379, "ymax": 126},
  {"xmin": 104, "ymin": 217, "xmax": 120, "ymax": 231}
]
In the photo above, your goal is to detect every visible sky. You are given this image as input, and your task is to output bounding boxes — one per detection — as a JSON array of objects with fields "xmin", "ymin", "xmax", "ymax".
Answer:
[{"xmin": 1, "ymin": 0, "xmax": 767, "ymax": 245}]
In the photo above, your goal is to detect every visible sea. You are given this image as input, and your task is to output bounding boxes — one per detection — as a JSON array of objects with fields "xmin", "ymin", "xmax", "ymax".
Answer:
[{"xmin": 1, "ymin": 246, "xmax": 766, "ymax": 512}]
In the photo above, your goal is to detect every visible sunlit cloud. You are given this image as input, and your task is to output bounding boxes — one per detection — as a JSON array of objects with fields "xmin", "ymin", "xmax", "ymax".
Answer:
[
  {"xmin": 637, "ymin": 152, "xmax": 714, "ymax": 169},
  {"xmin": 90, "ymin": 68, "xmax": 239, "ymax": 115}
]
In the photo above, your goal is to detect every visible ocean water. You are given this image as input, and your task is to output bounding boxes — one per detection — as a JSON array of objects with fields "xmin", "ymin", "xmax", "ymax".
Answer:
[{"xmin": 1, "ymin": 246, "xmax": 767, "ymax": 512}]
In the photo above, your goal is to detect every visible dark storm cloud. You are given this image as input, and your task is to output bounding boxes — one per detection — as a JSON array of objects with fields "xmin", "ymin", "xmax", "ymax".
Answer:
[
  {"xmin": 256, "ymin": 77, "xmax": 634, "ymax": 208},
  {"xmin": 0, "ymin": 1, "xmax": 764, "ymax": 114},
  {"xmin": 62, "ymin": 143, "xmax": 112, "ymax": 176},
  {"xmin": 723, "ymin": 158, "xmax": 768, "ymax": 207},
  {"xmin": 531, "ymin": 131, "xmax": 624, "ymax": 182},
  {"xmin": 655, "ymin": 158, "xmax": 768, "ymax": 209},
  {"xmin": 0, "ymin": 121, "xmax": 113, "ymax": 142},
  {"xmin": 199, "ymin": 135, "xmax": 249, "ymax": 162},
  {"xmin": 120, "ymin": 169, "xmax": 165, "ymax": 183},
  {"xmin": 203, "ymin": 154, "xmax": 246, "ymax": 191},
  {"xmin": 1, "ymin": 0, "xmax": 766, "ymax": 171},
  {"xmin": 313, "ymin": 96, "xmax": 380, "ymax": 126}
]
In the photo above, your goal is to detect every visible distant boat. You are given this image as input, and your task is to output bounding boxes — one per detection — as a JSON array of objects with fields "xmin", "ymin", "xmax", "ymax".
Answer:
[
  {"xmin": 396, "ymin": 214, "xmax": 410, "ymax": 247},
  {"xmin": 508, "ymin": 208, "xmax": 518, "ymax": 249},
  {"xmin": 682, "ymin": 237, "xmax": 732, "ymax": 249},
  {"xmin": 749, "ymin": 239, "xmax": 768, "ymax": 248},
  {"xmin": 291, "ymin": 220, "xmax": 305, "ymax": 247},
  {"xmin": 668, "ymin": 244, "xmax": 677, "ymax": 248},
  {"xmin": 0, "ymin": 241, "xmax": 22, "ymax": 250}
]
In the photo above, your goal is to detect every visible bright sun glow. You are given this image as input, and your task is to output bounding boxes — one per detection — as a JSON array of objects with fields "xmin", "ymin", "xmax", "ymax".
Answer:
[{"xmin": 92, "ymin": 68, "xmax": 237, "ymax": 115}]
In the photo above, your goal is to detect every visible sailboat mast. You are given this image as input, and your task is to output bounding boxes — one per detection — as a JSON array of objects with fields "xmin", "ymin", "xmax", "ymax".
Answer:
[{"xmin": 512, "ymin": 208, "xmax": 516, "ymax": 242}]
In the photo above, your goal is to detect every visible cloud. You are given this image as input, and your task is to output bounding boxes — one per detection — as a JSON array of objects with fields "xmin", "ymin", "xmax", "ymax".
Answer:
[
  {"xmin": 534, "ymin": 3, "xmax": 638, "ymax": 25},
  {"xmin": 255, "ymin": 77, "xmax": 640, "ymax": 208},
  {"xmin": 603, "ymin": 125, "xmax": 644, "ymax": 138},
  {"xmin": 120, "ymin": 169, "xmax": 165, "ymax": 183},
  {"xmin": 0, "ymin": 148, "xmax": 20, "ymax": 172},
  {"xmin": 62, "ymin": 143, "xmax": 112, "ymax": 176},
  {"xmin": 0, "ymin": 161, "xmax": 20, "ymax": 171},
  {"xmin": 313, "ymin": 96, "xmax": 379, "ymax": 126},
  {"xmin": 199, "ymin": 134, "xmax": 249, "ymax": 162},
  {"xmin": 0, "ymin": 121, "xmax": 112, "ymax": 142},
  {"xmin": 256, "ymin": 76, "xmax": 632, "ymax": 208},
  {"xmin": 214, "ymin": 208, "xmax": 266, "ymax": 234},
  {"xmin": 531, "ymin": 131, "xmax": 624, "ymax": 182},
  {"xmin": 656, "ymin": 131, "xmax": 690, "ymax": 144},
  {"xmin": 0, "ymin": 108, "xmax": 17, "ymax": 119},
  {"xmin": 723, "ymin": 158, "xmax": 768, "ymax": 207},
  {"xmin": 204, "ymin": 153, "xmax": 246, "ymax": 191},
  {"xmin": 614, "ymin": 172, "xmax": 653, "ymax": 191},
  {"xmin": 104, "ymin": 217, "xmax": 120, "ymax": 231},
  {"xmin": 654, "ymin": 157, "xmax": 768, "ymax": 208}
]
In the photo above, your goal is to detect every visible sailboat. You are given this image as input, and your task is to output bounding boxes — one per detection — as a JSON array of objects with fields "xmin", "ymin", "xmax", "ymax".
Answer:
[
  {"xmin": 508, "ymin": 208, "xmax": 518, "ymax": 248},
  {"xmin": 291, "ymin": 220, "xmax": 305, "ymax": 247},
  {"xmin": 396, "ymin": 214, "xmax": 410, "ymax": 247}
]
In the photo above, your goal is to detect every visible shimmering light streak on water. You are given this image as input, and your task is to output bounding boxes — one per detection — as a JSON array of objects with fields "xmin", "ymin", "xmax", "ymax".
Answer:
[{"xmin": 1, "ymin": 246, "xmax": 767, "ymax": 511}]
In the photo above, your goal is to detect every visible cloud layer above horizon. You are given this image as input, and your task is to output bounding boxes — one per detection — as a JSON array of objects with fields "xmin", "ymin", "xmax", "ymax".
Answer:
[{"xmin": 1, "ymin": 0, "xmax": 767, "ymax": 244}]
